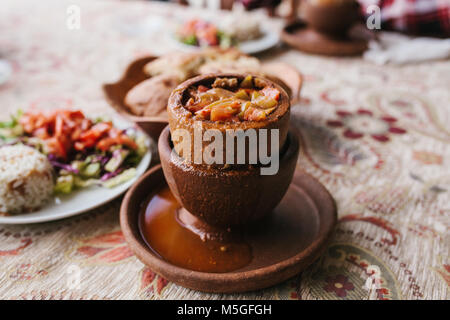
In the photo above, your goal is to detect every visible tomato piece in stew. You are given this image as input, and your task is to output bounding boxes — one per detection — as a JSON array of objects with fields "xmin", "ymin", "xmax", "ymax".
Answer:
[{"xmin": 184, "ymin": 76, "xmax": 280, "ymax": 122}]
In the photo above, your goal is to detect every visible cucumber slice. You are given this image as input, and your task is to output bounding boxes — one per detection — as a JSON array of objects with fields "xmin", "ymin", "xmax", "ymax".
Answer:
[
  {"xmin": 103, "ymin": 168, "xmax": 136, "ymax": 188},
  {"xmin": 81, "ymin": 163, "xmax": 101, "ymax": 178},
  {"xmin": 54, "ymin": 175, "xmax": 74, "ymax": 194}
]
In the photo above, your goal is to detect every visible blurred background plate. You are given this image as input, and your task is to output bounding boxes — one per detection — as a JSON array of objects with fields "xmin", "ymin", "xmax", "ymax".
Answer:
[{"xmin": 168, "ymin": 24, "xmax": 280, "ymax": 55}]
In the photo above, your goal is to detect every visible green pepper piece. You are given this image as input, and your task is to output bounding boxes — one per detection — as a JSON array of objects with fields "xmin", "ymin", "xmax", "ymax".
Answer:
[
  {"xmin": 234, "ymin": 89, "xmax": 250, "ymax": 100},
  {"xmin": 240, "ymin": 75, "xmax": 253, "ymax": 89},
  {"xmin": 254, "ymin": 96, "xmax": 277, "ymax": 109}
]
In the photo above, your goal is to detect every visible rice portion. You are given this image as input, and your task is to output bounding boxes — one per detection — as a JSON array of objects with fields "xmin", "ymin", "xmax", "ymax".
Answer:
[{"xmin": 0, "ymin": 144, "xmax": 54, "ymax": 215}]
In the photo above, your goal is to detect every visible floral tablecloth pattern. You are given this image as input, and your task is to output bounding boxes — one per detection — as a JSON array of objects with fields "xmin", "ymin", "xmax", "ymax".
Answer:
[{"xmin": 0, "ymin": 0, "xmax": 448, "ymax": 300}]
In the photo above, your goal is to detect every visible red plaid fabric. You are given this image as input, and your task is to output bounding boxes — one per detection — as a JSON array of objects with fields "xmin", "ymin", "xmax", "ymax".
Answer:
[{"xmin": 358, "ymin": 0, "xmax": 450, "ymax": 36}]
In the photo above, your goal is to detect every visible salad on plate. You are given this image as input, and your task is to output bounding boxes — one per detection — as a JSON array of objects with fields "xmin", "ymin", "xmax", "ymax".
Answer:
[
  {"xmin": 0, "ymin": 109, "xmax": 148, "ymax": 195},
  {"xmin": 176, "ymin": 16, "xmax": 262, "ymax": 49}
]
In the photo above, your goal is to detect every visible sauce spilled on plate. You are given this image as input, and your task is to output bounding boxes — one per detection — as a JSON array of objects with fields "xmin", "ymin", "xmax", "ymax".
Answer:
[{"xmin": 140, "ymin": 187, "xmax": 252, "ymax": 273}]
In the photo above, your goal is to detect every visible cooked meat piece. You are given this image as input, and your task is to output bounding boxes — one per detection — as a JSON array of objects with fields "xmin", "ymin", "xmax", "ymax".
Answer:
[
  {"xmin": 125, "ymin": 74, "xmax": 180, "ymax": 117},
  {"xmin": 212, "ymin": 77, "xmax": 238, "ymax": 90},
  {"xmin": 253, "ymin": 77, "xmax": 268, "ymax": 89}
]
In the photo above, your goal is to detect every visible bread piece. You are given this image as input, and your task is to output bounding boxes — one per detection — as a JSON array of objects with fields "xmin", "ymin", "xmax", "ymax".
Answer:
[
  {"xmin": 125, "ymin": 74, "xmax": 180, "ymax": 117},
  {"xmin": 143, "ymin": 52, "xmax": 204, "ymax": 81}
]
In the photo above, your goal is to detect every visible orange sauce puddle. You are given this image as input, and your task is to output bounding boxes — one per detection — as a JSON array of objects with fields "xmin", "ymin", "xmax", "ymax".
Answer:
[{"xmin": 139, "ymin": 187, "xmax": 252, "ymax": 273}]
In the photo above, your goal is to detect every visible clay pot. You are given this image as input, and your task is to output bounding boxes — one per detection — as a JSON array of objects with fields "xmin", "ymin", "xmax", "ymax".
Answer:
[
  {"xmin": 167, "ymin": 73, "xmax": 290, "ymax": 167},
  {"xmin": 303, "ymin": 0, "xmax": 360, "ymax": 36},
  {"xmin": 158, "ymin": 125, "xmax": 299, "ymax": 228},
  {"xmin": 103, "ymin": 56, "xmax": 303, "ymax": 142}
]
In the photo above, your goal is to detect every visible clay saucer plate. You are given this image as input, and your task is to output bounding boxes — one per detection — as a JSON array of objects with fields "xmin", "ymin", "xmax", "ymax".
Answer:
[
  {"xmin": 120, "ymin": 165, "xmax": 337, "ymax": 293},
  {"xmin": 281, "ymin": 20, "xmax": 369, "ymax": 56},
  {"xmin": 103, "ymin": 56, "xmax": 302, "ymax": 142}
]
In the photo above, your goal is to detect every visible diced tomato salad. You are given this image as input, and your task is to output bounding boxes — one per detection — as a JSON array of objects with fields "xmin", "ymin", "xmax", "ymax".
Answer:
[
  {"xmin": 19, "ymin": 109, "xmax": 138, "ymax": 160},
  {"xmin": 177, "ymin": 19, "xmax": 233, "ymax": 48},
  {"xmin": 0, "ymin": 109, "xmax": 148, "ymax": 193}
]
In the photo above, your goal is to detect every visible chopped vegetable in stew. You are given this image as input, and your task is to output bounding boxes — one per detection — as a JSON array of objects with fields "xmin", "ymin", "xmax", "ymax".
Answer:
[{"xmin": 185, "ymin": 76, "xmax": 281, "ymax": 122}]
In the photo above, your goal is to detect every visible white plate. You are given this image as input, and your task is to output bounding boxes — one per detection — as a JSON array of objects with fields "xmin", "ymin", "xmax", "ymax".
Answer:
[
  {"xmin": 0, "ymin": 116, "xmax": 153, "ymax": 224},
  {"xmin": 168, "ymin": 25, "xmax": 279, "ymax": 55}
]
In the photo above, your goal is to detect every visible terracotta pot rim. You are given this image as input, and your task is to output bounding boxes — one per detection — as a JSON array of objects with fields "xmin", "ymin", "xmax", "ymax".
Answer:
[{"xmin": 168, "ymin": 73, "xmax": 290, "ymax": 131}]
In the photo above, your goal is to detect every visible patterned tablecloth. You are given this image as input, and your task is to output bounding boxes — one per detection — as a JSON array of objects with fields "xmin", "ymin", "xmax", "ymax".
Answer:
[{"xmin": 0, "ymin": 0, "xmax": 449, "ymax": 300}]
